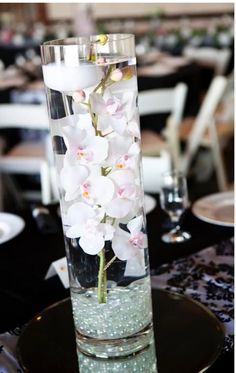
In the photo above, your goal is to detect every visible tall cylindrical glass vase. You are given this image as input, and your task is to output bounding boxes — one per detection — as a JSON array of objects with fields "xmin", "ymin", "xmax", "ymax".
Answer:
[{"xmin": 41, "ymin": 34, "xmax": 153, "ymax": 360}]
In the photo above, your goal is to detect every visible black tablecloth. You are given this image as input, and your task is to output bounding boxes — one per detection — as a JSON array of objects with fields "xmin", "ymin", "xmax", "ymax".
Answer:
[
  {"xmin": 0, "ymin": 42, "xmax": 40, "ymax": 68},
  {"xmin": 147, "ymin": 197, "xmax": 233, "ymax": 268}
]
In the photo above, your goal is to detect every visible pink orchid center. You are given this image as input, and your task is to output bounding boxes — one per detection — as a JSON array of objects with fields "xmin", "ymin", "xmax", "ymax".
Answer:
[
  {"xmin": 117, "ymin": 183, "xmax": 136, "ymax": 199},
  {"xmin": 117, "ymin": 185, "xmax": 126, "ymax": 197},
  {"xmin": 81, "ymin": 182, "xmax": 91, "ymax": 198},
  {"xmin": 77, "ymin": 146, "xmax": 93, "ymax": 161},
  {"xmin": 116, "ymin": 154, "xmax": 130, "ymax": 169},
  {"xmin": 129, "ymin": 232, "xmax": 145, "ymax": 249}
]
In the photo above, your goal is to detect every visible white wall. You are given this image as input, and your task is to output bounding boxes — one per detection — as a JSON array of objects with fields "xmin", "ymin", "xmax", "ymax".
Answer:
[
  {"xmin": 46, "ymin": 3, "xmax": 234, "ymax": 20},
  {"xmin": 92, "ymin": 3, "xmax": 234, "ymax": 18},
  {"xmin": 46, "ymin": 3, "xmax": 76, "ymax": 20}
]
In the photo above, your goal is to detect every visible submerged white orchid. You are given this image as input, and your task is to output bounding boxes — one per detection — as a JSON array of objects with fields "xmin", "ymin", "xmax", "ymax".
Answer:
[
  {"xmin": 80, "ymin": 176, "xmax": 114, "ymax": 205},
  {"xmin": 105, "ymin": 135, "xmax": 132, "ymax": 166},
  {"xmin": 62, "ymin": 121, "xmax": 108, "ymax": 165},
  {"xmin": 66, "ymin": 202, "xmax": 114, "ymax": 255},
  {"xmin": 90, "ymin": 90, "xmax": 135, "ymax": 135},
  {"xmin": 126, "ymin": 115, "xmax": 141, "ymax": 139},
  {"xmin": 60, "ymin": 160, "xmax": 89, "ymax": 201},
  {"xmin": 61, "ymin": 154, "xmax": 115, "ymax": 204},
  {"xmin": 106, "ymin": 135, "xmax": 140, "ymax": 171},
  {"xmin": 105, "ymin": 169, "xmax": 140, "ymax": 218},
  {"xmin": 112, "ymin": 216, "xmax": 147, "ymax": 260},
  {"xmin": 114, "ymin": 142, "xmax": 140, "ymax": 171}
]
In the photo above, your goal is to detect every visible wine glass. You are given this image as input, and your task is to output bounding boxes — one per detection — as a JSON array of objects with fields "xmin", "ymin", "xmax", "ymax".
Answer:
[{"xmin": 160, "ymin": 170, "xmax": 191, "ymax": 243}]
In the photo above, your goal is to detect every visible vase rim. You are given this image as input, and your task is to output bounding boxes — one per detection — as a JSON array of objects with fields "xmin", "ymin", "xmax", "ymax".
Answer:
[{"xmin": 42, "ymin": 34, "xmax": 134, "ymax": 47}]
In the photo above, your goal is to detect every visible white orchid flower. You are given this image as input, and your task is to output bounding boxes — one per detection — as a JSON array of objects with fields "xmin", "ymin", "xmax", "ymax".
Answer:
[
  {"xmin": 66, "ymin": 202, "xmax": 114, "ymax": 255},
  {"xmin": 105, "ymin": 135, "xmax": 140, "ymax": 172},
  {"xmin": 105, "ymin": 169, "xmax": 139, "ymax": 218},
  {"xmin": 114, "ymin": 142, "xmax": 140, "ymax": 171},
  {"xmin": 62, "ymin": 113, "xmax": 95, "ymax": 144},
  {"xmin": 105, "ymin": 135, "xmax": 132, "ymax": 166},
  {"xmin": 126, "ymin": 112, "xmax": 141, "ymax": 139},
  {"xmin": 60, "ymin": 160, "xmax": 89, "ymax": 202},
  {"xmin": 112, "ymin": 215, "xmax": 147, "ymax": 260},
  {"xmin": 89, "ymin": 90, "xmax": 135, "ymax": 135},
  {"xmin": 60, "ymin": 150, "xmax": 114, "ymax": 204},
  {"xmin": 62, "ymin": 118, "xmax": 108, "ymax": 165},
  {"xmin": 80, "ymin": 176, "xmax": 114, "ymax": 205}
]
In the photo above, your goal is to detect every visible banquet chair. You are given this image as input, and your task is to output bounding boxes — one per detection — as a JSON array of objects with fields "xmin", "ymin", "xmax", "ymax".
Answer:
[
  {"xmin": 216, "ymin": 72, "xmax": 234, "ymax": 123},
  {"xmin": 0, "ymin": 104, "xmax": 53, "ymax": 206},
  {"xmin": 139, "ymin": 83, "xmax": 188, "ymax": 171},
  {"xmin": 183, "ymin": 47, "xmax": 231, "ymax": 75},
  {"xmin": 180, "ymin": 76, "xmax": 229, "ymax": 191},
  {"xmin": 142, "ymin": 153, "xmax": 171, "ymax": 194}
]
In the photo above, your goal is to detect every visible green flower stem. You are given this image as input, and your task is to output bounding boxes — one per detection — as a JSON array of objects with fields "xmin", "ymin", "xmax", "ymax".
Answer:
[
  {"xmin": 94, "ymin": 65, "xmax": 113, "ymax": 94},
  {"xmin": 103, "ymin": 255, "xmax": 117, "ymax": 272},
  {"xmin": 89, "ymin": 65, "xmax": 113, "ymax": 135},
  {"xmin": 90, "ymin": 64, "xmax": 113, "ymax": 304},
  {"xmin": 103, "ymin": 130, "xmax": 115, "ymax": 137},
  {"xmin": 98, "ymin": 248, "xmax": 107, "ymax": 304},
  {"xmin": 101, "ymin": 166, "xmax": 112, "ymax": 176}
]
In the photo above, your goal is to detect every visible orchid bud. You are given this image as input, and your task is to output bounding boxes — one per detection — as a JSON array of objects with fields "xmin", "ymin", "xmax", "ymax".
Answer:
[
  {"xmin": 122, "ymin": 66, "xmax": 134, "ymax": 80},
  {"xmin": 110, "ymin": 68, "xmax": 123, "ymax": 82},
  {"xmin": 98, "ymin": 34, "xmax": 108, "ymax": 46},
  {"xmin": 73, "ymin": 90, "xmax": 86, "ymax": 103}
]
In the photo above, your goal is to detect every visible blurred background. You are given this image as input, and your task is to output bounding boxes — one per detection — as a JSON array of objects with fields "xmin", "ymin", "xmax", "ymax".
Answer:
[{"xmin": 0, "ymin": 3, "xmax": 234, "ymax": 209}]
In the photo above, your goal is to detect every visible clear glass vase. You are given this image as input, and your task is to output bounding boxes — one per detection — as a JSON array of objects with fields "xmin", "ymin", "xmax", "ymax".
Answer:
[{"xmin": 41, "ymin": 34, "xmax": 153, "ymax": 360}]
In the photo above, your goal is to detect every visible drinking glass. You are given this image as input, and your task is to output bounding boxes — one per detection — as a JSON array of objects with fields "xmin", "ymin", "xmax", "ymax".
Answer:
[{"xmin": 160, "ymin": 170, "xmax": 191, "ymax": 243}]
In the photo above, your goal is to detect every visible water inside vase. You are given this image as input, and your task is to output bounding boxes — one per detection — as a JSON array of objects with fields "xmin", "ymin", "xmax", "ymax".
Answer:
[{"xmin": 43, "ymin": 52, "xmax": 153, "ymax": 358}]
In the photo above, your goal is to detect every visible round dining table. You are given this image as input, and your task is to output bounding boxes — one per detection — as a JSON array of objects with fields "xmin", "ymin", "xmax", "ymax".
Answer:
[{"xmin": 0, "ymin": 195, "xmax": 233, "ymax": 372}]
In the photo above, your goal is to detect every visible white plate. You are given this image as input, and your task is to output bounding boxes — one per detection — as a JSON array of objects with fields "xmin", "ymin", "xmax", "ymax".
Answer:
[
  {"xmin": 144, "ymin": 194, "xmax": 157, "ymax": 214},
  {"xmin": 192, "ymin": 192, "xmax": 234, "ymax": 227},
  {"xmin": 0, "ymin": 213, "xmax": 25, "ymax": 244}
]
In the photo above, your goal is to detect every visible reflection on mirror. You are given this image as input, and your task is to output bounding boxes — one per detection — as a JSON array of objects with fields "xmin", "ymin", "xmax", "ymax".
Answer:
[{"xmin": 78, "ymin": 337, "xmax": 158, "ymax": 372}]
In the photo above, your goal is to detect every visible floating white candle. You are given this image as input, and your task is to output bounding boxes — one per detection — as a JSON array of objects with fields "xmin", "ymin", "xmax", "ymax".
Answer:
[{"xmin": 42, "ymin": 62, "xmax": 104, "ymax": 92}]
